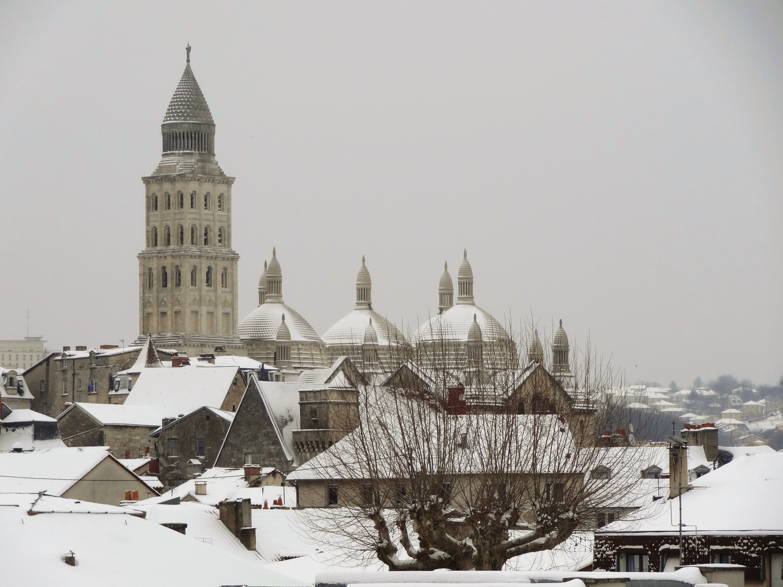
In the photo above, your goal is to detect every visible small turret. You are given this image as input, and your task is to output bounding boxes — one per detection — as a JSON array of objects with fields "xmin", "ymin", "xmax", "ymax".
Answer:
[
  {"xmin": 438, "ymin": 262, "xmax": 454, "ymax": 313},
  {"xmin": 456, "ymin": 250, "xmax": 475, "ymax": 304},
  {"xmin": 528, "ymin": 329, "xmax": 544, "ymax": 364},
  {"xmin": 552, "ymin": 319, "xmax": 570, "ymax": 375},
  {"xmin": 355, "ymin": 256, "xmax": 372, "ymax": 309},
  {"xmin": 265, "ymin": 248, "xmax": 283, "ymax": 302},
  {"xmin": 275, "ymin": 314, "xmax": 291, "ymax": 367},
  {"xmin": 466, "ymin": 314, "xmax": 483, "ymax": 368},
  {"xmin": 257, "ymin": 261, "xmax": 268, "ymax": 306}
]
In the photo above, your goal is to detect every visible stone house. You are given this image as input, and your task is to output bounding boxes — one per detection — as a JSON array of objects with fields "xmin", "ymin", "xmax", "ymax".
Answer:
[
  {"xmin": 0, "ymin": 403, "xmax": 62, "ymax": 451},
  {"xmin": 152, "ymin": 406, "xmax": 235, "ymax": 488},
  {"xmin": 0, "ymin": 446, "xmax": 158, "ymax": 505},
  {"xmin": 595, "ymin": 449, "xmax": 783, "ymax": 586},
  {"xmin": 0, "ymin": 367, "xmax": 35, "ymax": 409},
  {"xmin": 57, "ymin": 402, "xmax": 159, "ymax": 459}
]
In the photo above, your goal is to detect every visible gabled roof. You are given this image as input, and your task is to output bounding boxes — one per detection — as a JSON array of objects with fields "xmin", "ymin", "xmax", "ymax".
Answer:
[
  {"xmin": 0, "ymin": 446, "xmax": 112, "ymax": 495},
  {"xmin": 151, "ymin": 405, "xmax": 235, "ymax": 436},
  {"xmin": 59, "ymin": 402, "xmax": 161, "ymax": 427},
  {"xmin": 300, "ymin": 356, "xmax": 366, "ymax": 390},
  {"xmin": 1, "ymin": 408, "xmax": 56, "ymax": 424}
]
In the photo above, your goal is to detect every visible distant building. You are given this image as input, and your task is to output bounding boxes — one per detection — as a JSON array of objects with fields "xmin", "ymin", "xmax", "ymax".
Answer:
[
  {"xmin": 0, "ymin": 337, "xmax": 46, "ymax": 370},
  {"xmin": 0, "ymin": 367, "xmax": 35, "ymax": 409}
]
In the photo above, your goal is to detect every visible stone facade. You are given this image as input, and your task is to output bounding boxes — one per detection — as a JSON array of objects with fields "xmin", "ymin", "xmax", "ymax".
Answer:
[
  {"xmin": 58, "ymin": 405, "xmax": 156, "ymax": 459},
  {"xmin": 153, "ymin": 407, "xmax": 233, "ymax": 488},
  {"xmin": 0, "ymin": 337, "xmax": 47, "ymax": 370}
]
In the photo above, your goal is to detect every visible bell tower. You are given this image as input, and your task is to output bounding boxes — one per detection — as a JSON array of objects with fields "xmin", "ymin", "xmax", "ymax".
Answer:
[{"xmin": 138, "ymin": 46, "xmax": 242, "ymax": 355}]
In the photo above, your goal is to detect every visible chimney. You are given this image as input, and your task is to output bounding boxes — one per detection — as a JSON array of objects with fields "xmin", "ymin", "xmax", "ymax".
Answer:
[
  {"xmin": 75, "ymin": 345, "xmax": 87, "ymax": 351},
  {"xmin": 171, "ymin": 356, "xmax": 190, "ymax": 368},
  {"xmin": 194, "ymin": 480, "xmax": 207, "ymax": 495},
  {"xmin": 244, "ymin": 464, "xmax": 262, "ymax": 485},
  {"xmin": 198, "ymin": 353, "xmax": 216, "ymax": 364},
  {"xmin": 99, "ymin": 344, "xmax": 119, "ymax": 350},
  {"xmin": 681, "ymin": 423, "xmax": 718, "ymax": 462},
  {"xmin": 668, "ymin": 439, "xmax": 689, "ymax": 499},
  {"xmin": 218, "ymin": 498, "xmax": 256, "ymax": 550}
]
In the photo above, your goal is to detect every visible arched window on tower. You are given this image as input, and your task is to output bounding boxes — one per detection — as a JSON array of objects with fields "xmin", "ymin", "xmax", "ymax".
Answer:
[
  {"xmin": 190, "ymin": 266, "xmax": 197, "ymax": 287},
  {"xmin": 164, "ymin": 193, "xmax": 171, "ymax": 210},
  {"xmin": 217, "ymin": 227, "xmax": 225, "ymax": 246},
  {"xmin": 161, "ymin": 266, "xmax": 168, "ymax": 288},
  {"xmin": 190, "ymin": 192, "xmax": 196, "ymax": 209},
  {"xmin": 203, "ymin": 226, "xmax": 210, "ymax": 246},
  {"xmin": 163, "ymin": 226, "xmax": 171, "ymax": 247},
  {"xmin": 190, "ymin": 225, "xmax": 197, "ymax": 245},
  {"xmin": 174, "ymin": 265, "xmax": 182, "ymax": 288},
  {"xmin": 177, "ymin": 225, "xmax": 184, "ymax": 245},
  {"xmin": 220, "ymin": 267, "xmax": 228, "ymax": 288},
  {"xmin": 151, "ymin": 227, "xmax": 158, "ymax": 247},
  {"xmin": 205, "ymin": 266, "xmax": 213, "ymax": 288},
  {"xmin": 147, "ymin": 268, "xmax": 154, "ymax": 289},
  {"xmin": 177, "ymin": 192, "xmax": 184, "ymax": 208},
  {"xmin": 152, "ymin": 194, "xmax": 158, "ymax": 211},
  {"xmin": 217, "ymin": 194, "xmax": 224, "ymax": 211},
  {"xmin": 204, "ymin": 192, "xmax": 210, "ymax": 210}
]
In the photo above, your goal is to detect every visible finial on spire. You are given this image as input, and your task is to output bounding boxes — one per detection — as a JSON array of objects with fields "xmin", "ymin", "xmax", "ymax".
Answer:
[
  {"xmin": 186, "ymin": 43, "xmax": 191, "ymax": 64},
  {"xmin": 272, "ymin": 246, "xmax": 277, "ymax": 258},
  {"xmin": 473, "ymin": 313, "xmax": 477, "ymax": 322},
  {"xmin": 444, "ymin": 261, "xmax": 448, "ymax": 270},
  {"xmin": 362, "ymin": 255, "xmax": 366, "ymax": 265},
  {"xmin": 463, "ymin": 249, "xmax": 468, "ymax": 260},
  {"xmin": 559, "ymin": 318, "xmax": 563, "ymax": 327},
  {"xmin": 281, "ymin": 314, "xmax": 286, "ymax": 322}
]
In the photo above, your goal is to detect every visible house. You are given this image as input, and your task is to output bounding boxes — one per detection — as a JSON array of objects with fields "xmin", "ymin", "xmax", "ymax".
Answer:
[
  {"xmin": 0, "ymin": 403, "xmax": 63, "ymax": 451},
  {"xmin": 0, "ymin": 493, "xmax": 298, "ymax": 587},
  {"xmin": 0, "ymin": 446, "xmax": 158, "ymax": 505},
  {"xmin": 1, "ymin": 367, "xmax": 35, "ymax": 409},
  {"xmin": 151, "ymin": 406, "xmax": 235, "ymax": 488},
  {"xmin": 57, "ymin": 402, "xmax": 160, "ymax": 458},
  {"xmin": 594, "ymin": 447, "xmax": 782, "ymax": 584}
]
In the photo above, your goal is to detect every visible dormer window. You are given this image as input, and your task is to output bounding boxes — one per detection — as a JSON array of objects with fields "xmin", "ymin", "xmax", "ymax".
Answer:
[{"xmin": 641, "ymin": 465, "xmax": 662, "ymax": 479}]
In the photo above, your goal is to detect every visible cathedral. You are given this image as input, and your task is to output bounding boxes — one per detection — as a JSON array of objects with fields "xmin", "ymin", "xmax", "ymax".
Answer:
[{"xmin": 138, "ymin": 48, "xmax": 575, "ymax": 382}]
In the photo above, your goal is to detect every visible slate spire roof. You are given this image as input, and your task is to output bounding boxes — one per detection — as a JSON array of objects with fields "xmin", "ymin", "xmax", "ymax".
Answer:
[{"xmin": 163, "ymin": 46, "xmax": 214, "ymax": 125}]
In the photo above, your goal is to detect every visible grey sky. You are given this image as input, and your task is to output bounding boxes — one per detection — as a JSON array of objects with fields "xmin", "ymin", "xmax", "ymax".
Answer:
[{"xmin": 1, "ymin": 1, "xmax": 781, "ymax": 386}]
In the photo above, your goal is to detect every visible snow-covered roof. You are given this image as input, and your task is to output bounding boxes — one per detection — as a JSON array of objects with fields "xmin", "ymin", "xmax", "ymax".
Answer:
[
  {"xmin": 53, "ymin": 346, "xmax": 143, "ymax": 360},
  {"xmin": 152, "ymin": 405, "xmax": 235, "ymax": 435},
  {"xmin": 0, "ymin": 367, "xmax": 34, "ymax": 399},
  {"xmin": 323, "ymin": 308, "xmax": 409, "ymax": 348},
  {"xmin": 0, "ymin": 494, "xmax": 300, "ymax": 587},
  {"xmin": 0, "ymin": 446, "xmax": 111, "ymax": 495},
  {"xmin": 1, "ymin": 408, "xmax": 56, "ymax": 424},
  {"xmin": 123, "ymin": 365, "xmax": 239, "ymax": 418},
  {"xmin": 598, "ymin": 450, "xmax": 783, "ymax": 536},
  {"xmin": 414, "ymin": 303, "xmax": 511, "ymax": 343},
  {"xmin": 239, "ymin": 300, "xmax": 323, "ymax": 342},
  {"xmin": 143, "ymin": 466, "xmax": 294, "ymax": 507},
  {"xmin": 61, "ymin": 402, "xmax": 161, "ymax": 427},
  {"xmin": 118, "ymin": 457, "xmax": 152, "ymax": 473}
]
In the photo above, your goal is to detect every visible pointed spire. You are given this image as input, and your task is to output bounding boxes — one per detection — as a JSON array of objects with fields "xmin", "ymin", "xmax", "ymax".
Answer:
[
  {"xmin": 467, "ymin": 313, "xmax": 482, "ymax": 342},
  {"xmin": 528, "ymin": 329, "xmax": 544, "ymax": 365},
  {"xmin": 438, "ymin": 261, "xmax": 454, "ymax": 313},
  {"xmin": 163, "ymin": 48, "xmax": 214, "ymax": 124},
  {"xmin": 265, "ymin": 247, "xmax": 283, "ymax": 302},
  {"xmin": 363, "ymin": 317, "xmax": 379, "ymax": 345},
  {"xmin": 276, "ymin": 313, "xmax": 291, "ymax": 341},
  {"xmin": 456, "ymin": 249, "xmax": 475, "ymax": 304},
  {"xmin": 130, "ymin": 334, "xmax": 162, "ymax": 372},
  {"xmin": 355, "ymin": 256, "xmax": 372, "ymax": 309}
]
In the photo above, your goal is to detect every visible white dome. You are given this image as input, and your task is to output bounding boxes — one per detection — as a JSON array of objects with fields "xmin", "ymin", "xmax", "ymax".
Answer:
[
  {"xmin": 238, "ymin": 301, "xmax": 322, "ymax": 343},
  {"xmin": 323, "ymin": 308, "xmax": 408, "ymax": 348},
  {"xmin": 438, "ymin": 262, "xmax": 453, "ymax": 291},
  {"xmin": 415, "ymin": 303, "xmax": 510, "ymax": 343}
]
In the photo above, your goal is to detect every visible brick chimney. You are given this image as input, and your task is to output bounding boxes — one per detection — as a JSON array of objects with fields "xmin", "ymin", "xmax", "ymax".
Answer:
[
  {"xmin": 681, "ymin": 423, "xmax": 718, "ymax": 462},
  {"xmin": 218, "ymin": 498, "xmax": 256, "ymax": 550},
  {"xmin": 244, "ymin": 464, "xmax": 262, "ymax": 485}
]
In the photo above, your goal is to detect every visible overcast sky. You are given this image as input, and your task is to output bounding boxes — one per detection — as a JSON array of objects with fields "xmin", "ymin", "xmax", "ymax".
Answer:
[{"xmin": 1, "ymin": 1, "xmax": 781, "ymax": 386}]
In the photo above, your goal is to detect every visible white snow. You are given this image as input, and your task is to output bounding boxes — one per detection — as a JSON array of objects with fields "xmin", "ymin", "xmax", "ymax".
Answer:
[
  {"xmin": 62, "ymin": 402, "xmax": 161, "ymax": 426},
  {"xmin": 1, "ymin": 408, "xmax": 56, "ymax": 423},
  {"xmin": 0, "ymin": 446, "xmax": 111, "ymax": 495}
]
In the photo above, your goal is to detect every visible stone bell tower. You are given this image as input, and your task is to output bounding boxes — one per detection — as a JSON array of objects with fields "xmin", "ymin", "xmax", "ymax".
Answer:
[{"xmin": 137, "ymin": 45, "xmax": 243, "ymax": 355}]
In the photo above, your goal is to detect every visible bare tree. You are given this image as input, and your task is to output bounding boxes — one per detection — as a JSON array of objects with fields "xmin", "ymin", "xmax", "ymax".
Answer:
[{"xmin": 296, "ymin": 325, "xmax": 650, "ymax": 571}]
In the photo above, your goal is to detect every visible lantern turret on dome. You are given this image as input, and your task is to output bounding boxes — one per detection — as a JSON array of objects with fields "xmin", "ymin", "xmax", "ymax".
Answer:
[
  {"xmin": 552, "ymin": 319, "xmax": 571, "ymax": 375},
  {"xmin": 265, "ymin": 247, "xmax": 283, "ymax": 302},
  {"xmin": 275, "ymin": 314, "xmax": 292, "ymax": 367},
  {"xmin": 355, "ymin": 256, "xmax": 372, "ymax": 309},
  {"xmin": 361, "ymin": 318, "xmax": 381, "ymax": 371},
  {"xmin": 457, "ymin": 250, "xmax": 474, "ymax": 304},
  {"xmin": 438, "ymin": 262, "xmax": 454, "ymax": 313}
]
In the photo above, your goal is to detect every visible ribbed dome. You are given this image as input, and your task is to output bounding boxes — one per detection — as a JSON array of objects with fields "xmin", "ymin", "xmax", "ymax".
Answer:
[
  {"xmin": 267, "ymin": 247, "xmax": 282, "ymax": 277},
  {"xmin": 415, "ymin": 303, "xmax": 510, "ymax": 343},
  {"xmin": 457, "ymin": 249, "xmax": 473, "ymax": 280},
  {"xmin": 163, "ymin": 55, "xmax": 214, "ymax": 124},
  {"xmin": 238, "ymin": 301, "xmax": 322, "ymax": 343},
  {"xmin": 356, "ymin": 256, "xmax": 371, "ymax": 286},
  {"xmin": 553, "ymin": 319, "xmax": 569, "ymax": 348},
  {"xmin": 467, "ymin": 314, "xmax": 482, "ymax": 342},
  {"xmin": 363, "ymin": 318, "xmax": 379, "ymax": 345},
  {"xmin": 275, "ymin": 314, "xmax": 291, "ymax": 342},
  {"xmin": 323, "ymin": 308, "xmax": 408, "ymax": 347},
  {"xmin": 439, "ymin": 262, "xmax": 453, "ymax": 291}
]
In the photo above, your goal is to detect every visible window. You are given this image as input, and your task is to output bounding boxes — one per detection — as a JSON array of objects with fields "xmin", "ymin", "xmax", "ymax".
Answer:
[
  {"xmin": 194, "ymin": 436, "xmax": 206, "ymax": 457},
  {"xmin": 711, "ymin": 552, "xmax": 732, "ymax": 564},
  {"xmin": 217, "ymin": 193, "xmax": 224, "ymax": 211},
  {"xmin": 205, "ymin": 266, "xmax": 213, "ymax": 288},
  {"xmin": 177, "ymin": 225, "xmax": 184, "ymax": 245},
  {"xmin": 177, "ymin": 192, "xmax": 184, "ymax": 208},
  {"xmin": 327, "ymin": 485, "xmax": 339, "ymax": 506},
  {"xmin": 160, "ymin": 266, "xmax": 168, "ymax": 288},
  {"xmin": 204, "ymin": 192, "xmax": 210, "ymax": 210},
  {"xmin": 394, "ymin": 483, "xmax": 407, "ymax": 507},
  {"xmin": 166, "ymin": 438, "xmax": 178, "ymax": 458},
  {"xmin": 217, "ymin": 227, "xmax": 225, "ymax": 246},
  {"xmin": 190, "ymin": 266, "xmax": 197, "ymax": 287},
  {"xmin": 438, "ymin": 480, "xmax": 453, "ymax": 503},
  {"xmin": 591, "ymin": 466, "xmax": 612, "ymax": 480},
  {"xmin": 163, "ymin": 225, "xmax": 171, "ymax": 246},
  {"xmin": 190, "ymin": 191, "xmax": 196, "ymax": 209},
  {"xmin": 164, "ymin": 193, "xmax": 171, "ymax": 210},
  {"xmin": 174, "ymin": 265, "xmax": 182, "ymax": 288},
  {"xmin": 309, "ymin": 407, "xmax": 319, "ymax": 427},
  {"xmin": 152, "ymin": 194, "xmax": 158, "ymax": 211},
  {"xmin": 360, "ymin": 484, "xmax": 377, "ymax": 507},
  {"xmin": 596, "ymin": 511, "xmax": 616, "ymax": 528},
  {"xmin": 545, "ymin": 482, "xmax": 565, "ymax": 503},
  {"xmin": 220, "ymin": 267, "xmax": 228, "ymax": 288},
  {"xmin": 190, "ymin": 225, "xmax": 197, "ymax": 245},
  {"xmin": 146, "ymin": 268, "xmax": 154, "ymax": 289},
  {"xmin": 203, "ymin": 226, "xmax": 210, "ymax": 246},
  {"xmin": 619, "ymin": 552, "xmax": 649, "ymax": 572},
  {"xmin": 151, "ymin": 227, "xmax": 158, "ymax": 247},
  {"xmin": 123, "ymin": 490, "xmax": 140, "ymax": 501}
]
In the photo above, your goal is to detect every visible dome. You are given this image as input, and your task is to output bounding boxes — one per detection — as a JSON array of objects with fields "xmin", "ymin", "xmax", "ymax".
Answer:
[
  {"xmin": 276, "ymin": 314, "xmax": 291, "ymax": 342},
  {"xmin": 467, "ymin": 314, "xmax": 482, "ymax": 342},
  {"xmin": 238, "ymin": 301, "xmax": 322, "ymax": 343},
  {"xmin": 323, "ymin": 308, "xmax": 408, "ymax": 348},
  {"xmin": 438, "ymin": 262, "xmax": 453, "ymax": 291},
  {"xmin": 553, "ymin": 319, "xmax": 569, "ymax": 348},
  {"xmin": 415, "ymin": 303, "xmax": 510, "ymax": 343},
  {"xmin": 363, "ymin": 318, "xmax": 379, "ymax": 345},
  {"xmin": 267, "ymin": 247, "xmax": 282, "ymax": 277},
  {"xmin": 356, "ymin": 256, "xmax": 371, "ymax": 286},
  {"xmin": 457, "ymin": 249, "xmax": 473, "ymax": 281}
]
